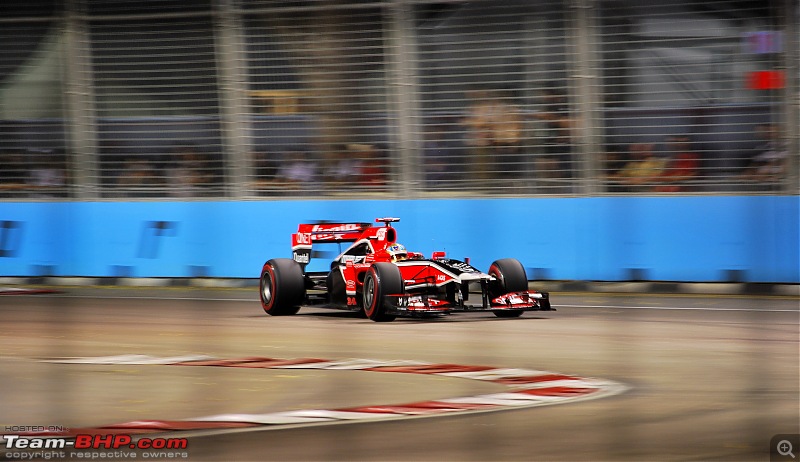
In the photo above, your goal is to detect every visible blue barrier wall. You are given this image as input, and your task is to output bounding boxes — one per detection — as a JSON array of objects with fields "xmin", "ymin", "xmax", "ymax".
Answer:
[{"xmin": 0, "ymin": 196, "xmax": 797, "ymax": 283}]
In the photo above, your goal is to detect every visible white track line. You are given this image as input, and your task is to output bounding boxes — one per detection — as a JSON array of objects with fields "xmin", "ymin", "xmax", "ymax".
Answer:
[
  {"xmin": 558, "ymin": 303, "xmax": 799, "ymax": 313},
  {"xmin": 27, "ymin": 293, "xmax": 799, "ymax": 313}
]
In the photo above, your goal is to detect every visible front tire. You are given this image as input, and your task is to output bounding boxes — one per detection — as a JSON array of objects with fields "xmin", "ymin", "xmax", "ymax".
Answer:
[
  {"xmin": 488, "ymin": 258, "xmax": 528, "ymax": 318},
  {"xmin": 260, "ymin": 258, "xmax": 305, "ymax": 316},
  {"xmin": 363, "ymin": 263, "xmax": 401, "ymax": 322}
]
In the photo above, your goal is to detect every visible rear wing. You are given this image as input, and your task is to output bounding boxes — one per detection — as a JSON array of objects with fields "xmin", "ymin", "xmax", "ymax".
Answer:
[{"xmin": 291, "ymin": 222, "xmax": 371, "ymax": 266}]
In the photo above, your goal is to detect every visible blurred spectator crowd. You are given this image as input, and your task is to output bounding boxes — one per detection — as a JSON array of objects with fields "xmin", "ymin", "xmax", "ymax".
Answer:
[
  {"xmin": 0, "ymin": 115, "xmax": 791, "ymax": 199},
  {"xmin": 0, "ymin": 148, "xmax": 69, "ymax": 198}
]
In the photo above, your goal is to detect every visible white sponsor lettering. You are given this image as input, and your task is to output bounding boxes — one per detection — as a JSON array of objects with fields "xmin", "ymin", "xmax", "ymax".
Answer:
[
  {"xmin": 447, "ymin": 261, "xmax": 478, "ymax": 273},
  {"xmin": 311, "ymin": 224, "xmax": 361, "ymax": 233}
]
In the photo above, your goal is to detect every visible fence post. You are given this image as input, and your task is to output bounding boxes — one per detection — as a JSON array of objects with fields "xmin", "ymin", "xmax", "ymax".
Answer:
[
  {"xmin": 64, "ymin": 0, "xmax": 98, "ymax": 199},
  {"xmin": 387, "ymin": 0, "xmax": 422, "ymax": 198},
  {"xmin": 215, "ymin": 0, "xmax": 251, "ymax": 199},
  {"xmin": 570, "ymin": 0, "xmax": 602, "ymax": 196},
  {"xmin": 784, "ymin": 0, "xmax": 799, "ymax": 193}
]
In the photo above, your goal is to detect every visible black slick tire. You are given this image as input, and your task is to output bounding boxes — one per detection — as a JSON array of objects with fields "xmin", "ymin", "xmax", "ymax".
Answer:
[
  {"xmin": 488, "ymin": 258, "xmax": 528, "ymax": 318},
  {"xmin": 260, "ymin": 258, "xmax": 305, "ymax": 316},
  {"xmin": 362, "ymin": 262, "xmax": 401, "ymax": 322}
]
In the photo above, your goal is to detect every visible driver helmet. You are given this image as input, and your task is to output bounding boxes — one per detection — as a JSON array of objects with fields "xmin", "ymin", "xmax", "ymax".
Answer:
[{"xmin": 386, "ymin": 243, "xmax": 408, "ymax": 262}]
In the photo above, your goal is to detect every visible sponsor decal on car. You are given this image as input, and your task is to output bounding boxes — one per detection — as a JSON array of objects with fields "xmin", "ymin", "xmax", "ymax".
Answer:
[
  {"xmin": 294, "ymin": 232, "xmax": 312, "ymax": 245},
  {"xmin": 311, "ymin": 224, "xmax": 362, "ymax": 233},
  {"xmin": 442, "ymin": 260, "xmax": 480, "ymax": 273}
]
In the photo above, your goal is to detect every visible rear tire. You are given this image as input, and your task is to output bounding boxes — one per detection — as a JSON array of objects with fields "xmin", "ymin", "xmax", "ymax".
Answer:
[
  {"xmin": 260, "ymin": 258, "xmax": 305, "ymax": 316},
  {"xmin": 363, "ymin": 263, "xmax": 401, "ymax": 322},
  {"xmin": 488, "ymin": 258, "xmax": 528, "ymax": 318}
]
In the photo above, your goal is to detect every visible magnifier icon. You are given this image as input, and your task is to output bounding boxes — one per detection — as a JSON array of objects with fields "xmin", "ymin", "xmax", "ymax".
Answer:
[{"xmin": 778, "ymin": 440, "xmax": 795, "ymax": 458}]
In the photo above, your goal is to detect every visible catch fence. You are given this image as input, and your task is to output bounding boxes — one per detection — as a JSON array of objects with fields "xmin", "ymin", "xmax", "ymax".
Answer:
[{"xmin": 0, "ymin": 0, "xmax": 797, "ymax": 199}]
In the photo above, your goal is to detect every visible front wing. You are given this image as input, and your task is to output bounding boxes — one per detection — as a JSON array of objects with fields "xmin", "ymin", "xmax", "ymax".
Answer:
[{"xmin": 383, "ymin": 290, "xmax": 553, "ymax": 316}]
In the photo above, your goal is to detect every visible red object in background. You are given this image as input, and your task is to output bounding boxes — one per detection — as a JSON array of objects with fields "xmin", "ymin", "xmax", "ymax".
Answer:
[{"xmin": 746, "ymin": 70, "xmax": 785, "ymax": 90}]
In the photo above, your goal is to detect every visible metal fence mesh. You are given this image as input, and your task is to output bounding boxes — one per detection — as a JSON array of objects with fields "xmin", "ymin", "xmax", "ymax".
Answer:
[
  {"xmin": 243, "ymin": 6, "xmax": 394, "ymax": 197},
  {"xmin": 599, "ymin": 1, "xmax": 794, "ymax": 194},
  {"xmin": 0, "ymin": 0, "xmax": 796, "ymax": 199}
]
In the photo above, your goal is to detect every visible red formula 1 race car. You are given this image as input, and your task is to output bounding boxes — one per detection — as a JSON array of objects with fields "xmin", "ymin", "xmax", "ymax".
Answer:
[{"xmin": 259, "ymin": 217, "xmax": 553, "ymax": 322}]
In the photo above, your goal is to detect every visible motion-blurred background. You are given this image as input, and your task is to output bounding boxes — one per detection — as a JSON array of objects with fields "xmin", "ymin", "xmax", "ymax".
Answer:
[
  {"xmin": 0, "ymin": 3, "xmax": 798, "ymax": 461},
  {"xmin": 0, "ymin": 0, "xmax": 797, "ymax": 282}
]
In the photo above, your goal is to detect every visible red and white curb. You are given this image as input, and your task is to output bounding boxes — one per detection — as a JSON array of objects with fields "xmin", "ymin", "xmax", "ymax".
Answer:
[
  {"xmin": 0, "ymin": 287, "xmax": 60, "ymax": 295},
  {"xmin": 26, "ymin": 355, "xmax": 627, "ymax": 436}
]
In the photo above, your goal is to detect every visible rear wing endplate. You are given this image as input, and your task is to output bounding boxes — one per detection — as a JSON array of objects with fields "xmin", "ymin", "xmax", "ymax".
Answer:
[{"xmin": 291, "ymin": 222, "xmax": 371, "ymax": 266}]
